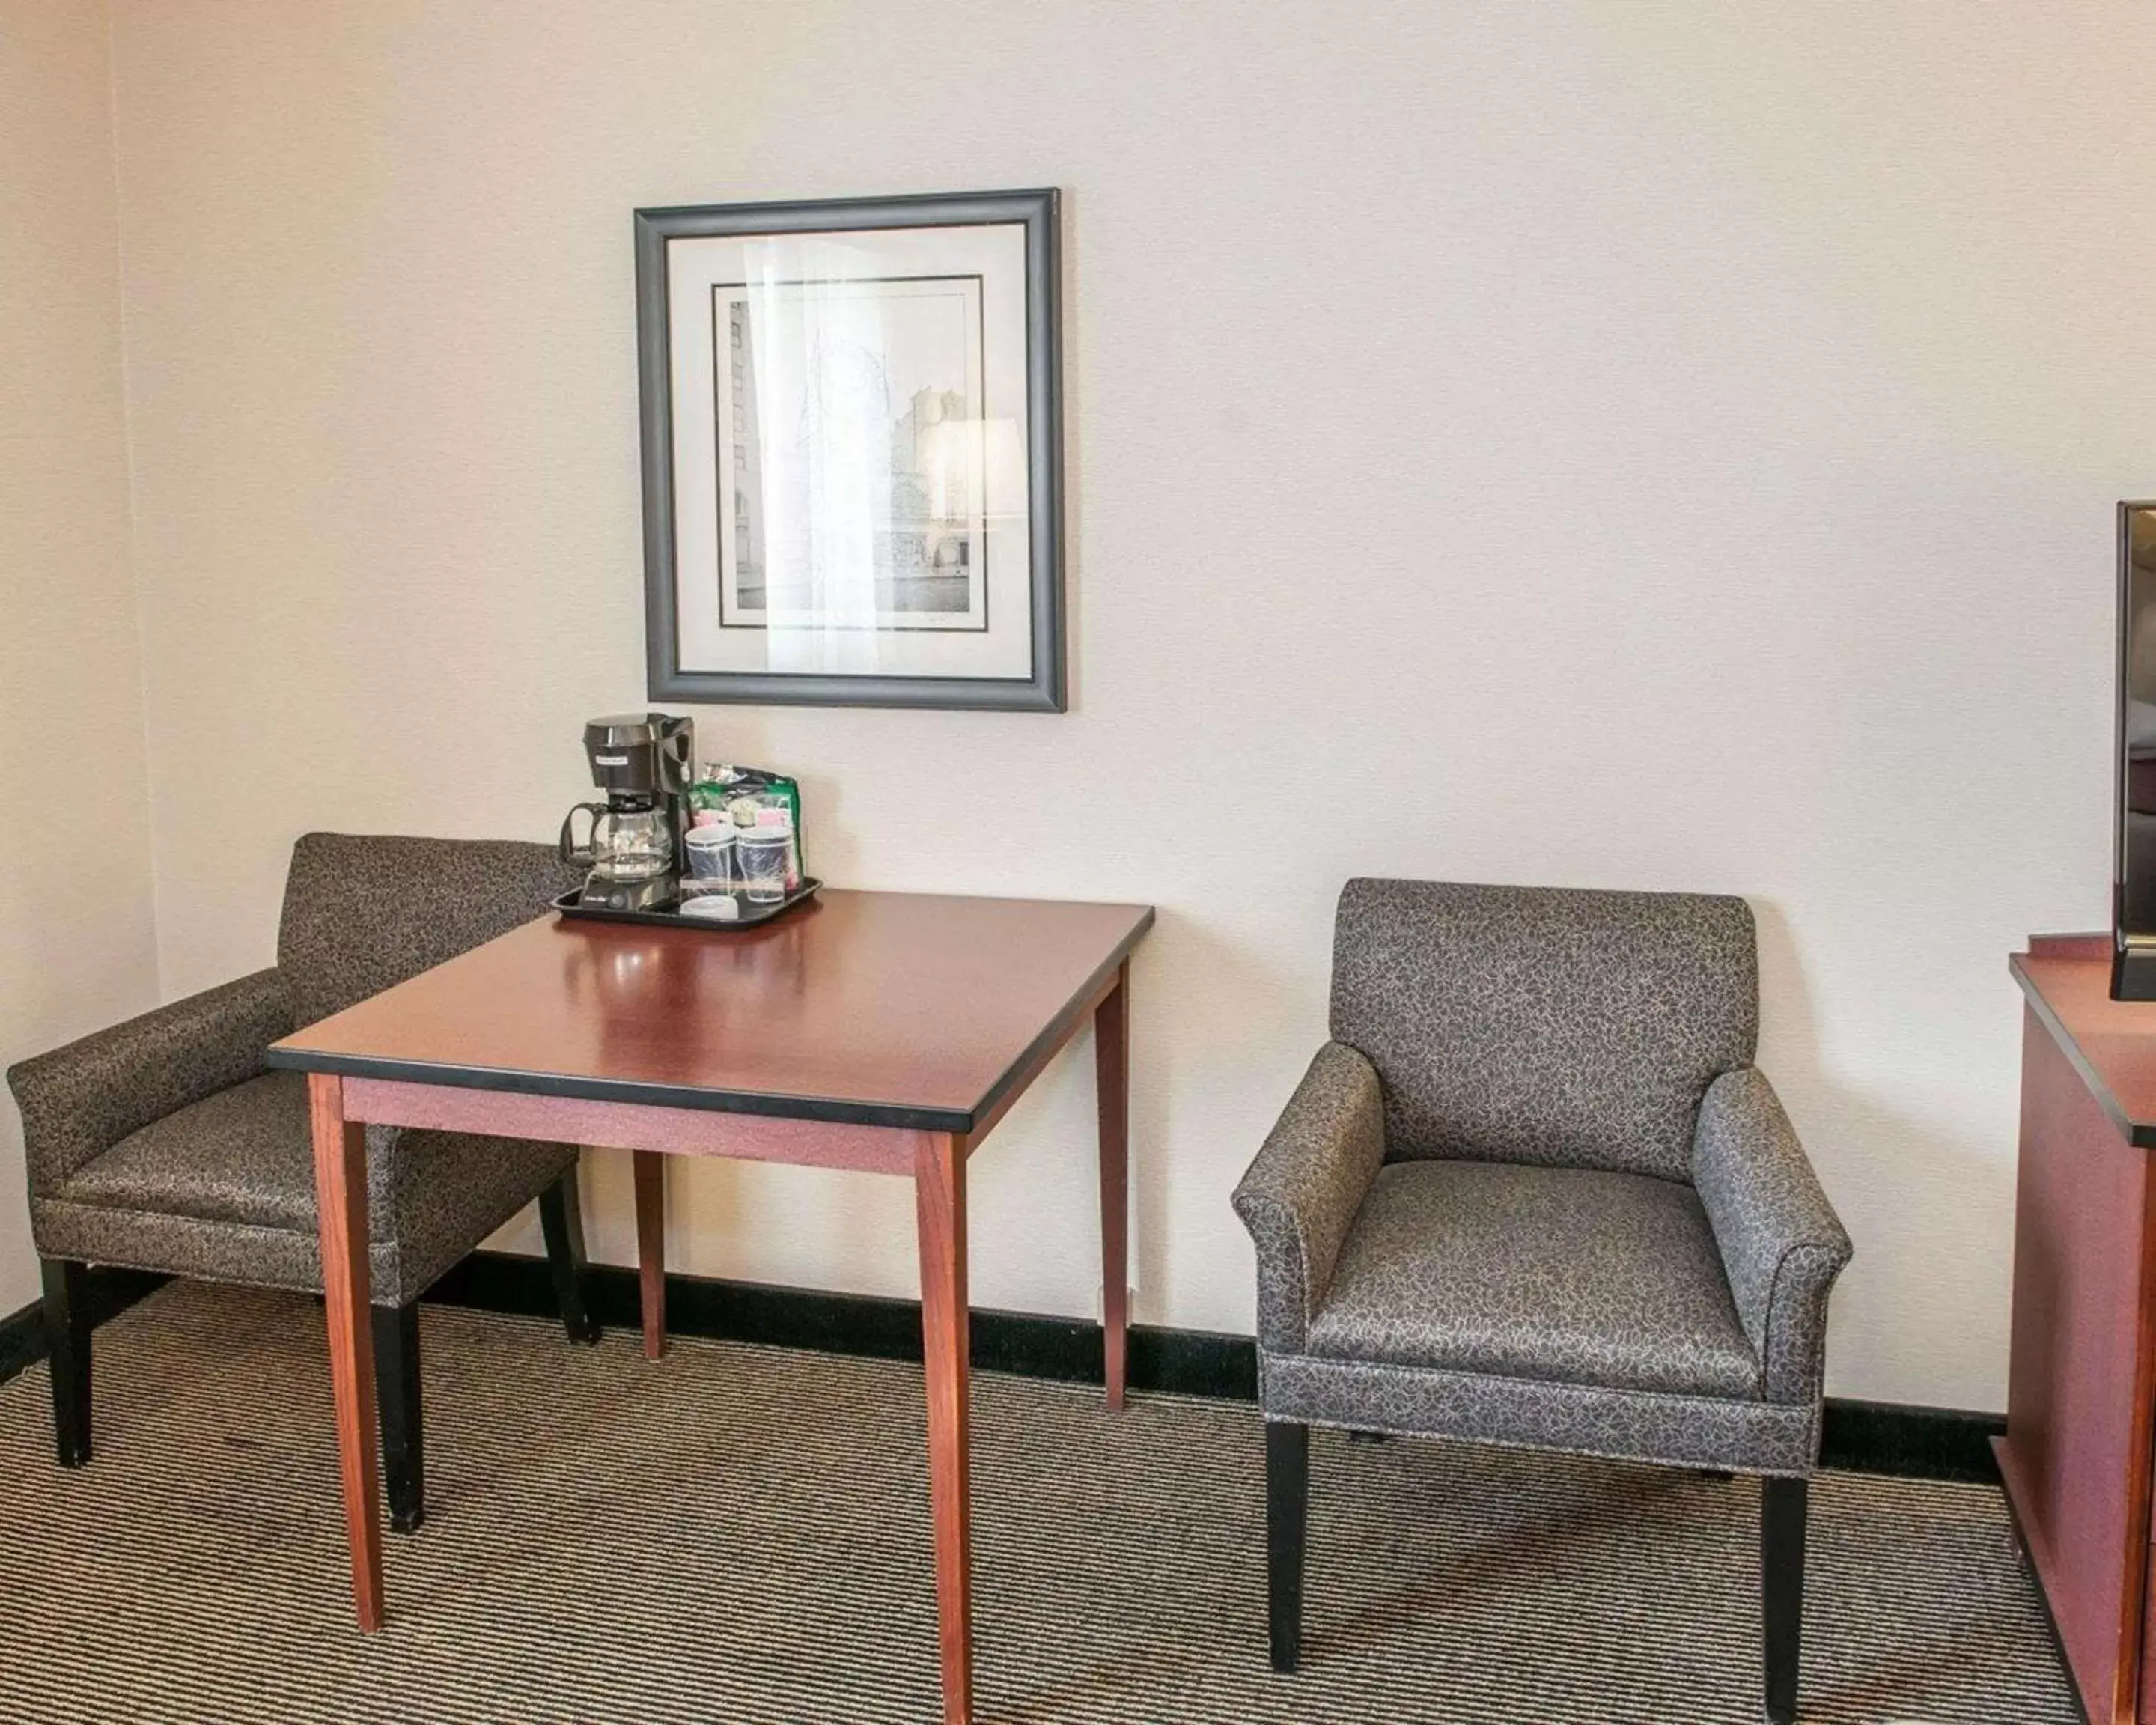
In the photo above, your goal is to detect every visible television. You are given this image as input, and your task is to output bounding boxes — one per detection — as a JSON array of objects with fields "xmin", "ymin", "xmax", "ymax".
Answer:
[{"xmin": 2116, "ymin": 502, "xmax": 2156, "ymax": 997}]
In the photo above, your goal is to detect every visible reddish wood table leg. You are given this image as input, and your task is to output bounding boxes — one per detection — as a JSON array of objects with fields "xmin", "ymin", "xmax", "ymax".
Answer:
[
  {"xmin": 633, "ymin": 1149, "xmax": 667, "ymax": 1360},
  {"xmin": 916, "ymin": 1131, "xmax": 973, "ymax": 1725},
  {"xmin": 1096, "ymin": 960, "xmax": 1130, "ymax": 1412},
  {"xmin": 308, "ymin": 1073, "xmax": 384, "ymax": 1631}
]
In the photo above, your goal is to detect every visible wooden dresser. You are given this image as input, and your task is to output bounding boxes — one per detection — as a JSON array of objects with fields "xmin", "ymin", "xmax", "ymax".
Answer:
[{"xmin": 2003, "ymin": 933, "xmax": 2156, "ymax": 1724}]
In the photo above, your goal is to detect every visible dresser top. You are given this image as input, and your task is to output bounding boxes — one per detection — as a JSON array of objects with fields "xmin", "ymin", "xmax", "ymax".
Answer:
[{"xmin": 2012, "ymin": 934, "xmax": 2156, "ymax": 1149}]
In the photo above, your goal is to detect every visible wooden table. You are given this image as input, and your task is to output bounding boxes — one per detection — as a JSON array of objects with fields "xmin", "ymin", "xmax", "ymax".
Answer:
[
  {"xmin": 267, "ymin": 888, "xmax": 1154, "ymax": 1724},
  {"xmin": 2003, "ymin": 932, "xmax": 2156, "ymax": 1725}
]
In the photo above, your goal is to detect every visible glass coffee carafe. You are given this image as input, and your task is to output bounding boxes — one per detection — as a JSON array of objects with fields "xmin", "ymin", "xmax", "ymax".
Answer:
[{"xmin": 558, "ymin": 799, "xmax": 673, "ymax": 882}]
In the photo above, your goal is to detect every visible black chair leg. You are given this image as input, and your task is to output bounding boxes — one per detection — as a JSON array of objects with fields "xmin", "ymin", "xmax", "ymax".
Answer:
[
  {"xmin": 1267, "ymin": 1419, "xmax": 1309, "ymax": 1673},
  {"xmin": 538, "ymin": 1170, "xmax": 601, "ymax": 1346},
  {"xmin": 1763, "ymin": 1475, "xmax": 1808, "ymax": 1725},
  {"xmin": 40, "ymin": 1259, "xmax": 92, "ymax": 1468},
  {"xmin": 372, "ymin": 1303, "xmax": 425, "ymax": 1534}
]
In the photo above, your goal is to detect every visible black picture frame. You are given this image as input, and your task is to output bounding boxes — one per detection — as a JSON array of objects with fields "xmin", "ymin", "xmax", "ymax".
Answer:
[{"xmin": 633, "ymin": 189, "xmax": 1065, "ymax": 712}]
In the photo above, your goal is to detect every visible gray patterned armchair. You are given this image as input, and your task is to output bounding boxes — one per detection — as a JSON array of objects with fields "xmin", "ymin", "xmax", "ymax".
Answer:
[
  {"xmin": 1233, "ymin": 880, "xmax": 1851, "ymax": 1724},
  {"xmin": 9, "ymin": 833, "xmax": 600, "ymax": 1532}
]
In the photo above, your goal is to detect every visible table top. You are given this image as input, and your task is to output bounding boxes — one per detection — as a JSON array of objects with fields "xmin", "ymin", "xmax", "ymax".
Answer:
[
  {"xmin": 2011, "ymin": 934, "xmax": 2156, "ymax": 1148},
  {"xmin": 267, "ymin": 889, "xmax": 1154, "ymax": 1133}
]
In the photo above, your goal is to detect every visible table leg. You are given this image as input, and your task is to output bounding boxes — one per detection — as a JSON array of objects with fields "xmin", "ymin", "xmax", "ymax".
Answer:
[
  {"xmin": 916, "ymin": 1131, "xmax": 972, "ymax": 1725},
  {"xmin": 1096, "ymin": 960, "xmax": 1130, "ymax": 1412},
  {"xmin": 633, "ymin": 1149, "xmax": 666, "ymax": 1360},
  {"xmin": 308, "ymin": 1073, "xmax": 384, "ymax": 1631}
]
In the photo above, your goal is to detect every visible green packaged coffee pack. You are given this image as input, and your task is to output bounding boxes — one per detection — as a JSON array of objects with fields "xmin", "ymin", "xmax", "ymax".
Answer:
[{"xmin": 690, "ymin": 764, "xmax": 804, "ymax": 883}]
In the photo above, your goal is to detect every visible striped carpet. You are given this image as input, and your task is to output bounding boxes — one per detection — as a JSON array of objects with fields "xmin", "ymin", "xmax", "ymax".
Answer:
[{"xmin": 0, "ymin": 1282, "xmax": 2074, "ymax": 1724}]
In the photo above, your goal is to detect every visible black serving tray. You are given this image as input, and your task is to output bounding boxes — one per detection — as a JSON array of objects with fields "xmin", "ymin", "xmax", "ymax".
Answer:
[{"xmin": 553, "ymin": 877, "xmax": 823, "ymax": 932}]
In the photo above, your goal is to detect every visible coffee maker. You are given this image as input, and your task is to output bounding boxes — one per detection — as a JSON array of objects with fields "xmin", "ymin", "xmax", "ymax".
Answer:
[{"xmin": 559, "ymin": 712, "xmax": 694, "ymax": 910}]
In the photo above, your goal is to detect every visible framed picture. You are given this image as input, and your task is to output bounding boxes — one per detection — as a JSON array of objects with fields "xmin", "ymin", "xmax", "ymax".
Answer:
[{"xmin": 633, "ymin": 189, "xmax": 1065, "ymax": 711}]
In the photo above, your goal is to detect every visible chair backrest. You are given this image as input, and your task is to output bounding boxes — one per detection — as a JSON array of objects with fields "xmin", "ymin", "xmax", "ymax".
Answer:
[
  {"xmin": 278, "ymin": 832, "xmax": 584, "ymax": 1029},
  {"xmin": 1330, "ymin": 878, "xmax": 1758, "ymax": 1181}
]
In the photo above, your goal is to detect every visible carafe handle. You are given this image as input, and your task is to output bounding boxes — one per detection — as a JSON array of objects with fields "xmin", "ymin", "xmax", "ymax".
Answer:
[{"xmin": 558, "ymin": 802, "xmax": 606, "ymax": 869}]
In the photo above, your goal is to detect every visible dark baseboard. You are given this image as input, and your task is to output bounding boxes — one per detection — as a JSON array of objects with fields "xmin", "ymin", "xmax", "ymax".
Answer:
[
  {"xmin": 1818, "ymin": 1396, "xmax": 2005, "ymax": 1484},
  {"xmin": 425, "ymin": 1250, "xmax": 1258, "ymax": 1402},
  {"xmin": 0, "ymin": 1250, "xmax": 2003, "ymax": 1486},
  {"xmin": 0, "ymin": 1268, "xmax": 170, "ymax": 1388},
  {"xmin": 428, "ymin": 1250, "xmax": 1991, "ymax": 1482},
  {"xmin": 0, "ymin": 1297, "xmax": 42, "ymax": 1387}
]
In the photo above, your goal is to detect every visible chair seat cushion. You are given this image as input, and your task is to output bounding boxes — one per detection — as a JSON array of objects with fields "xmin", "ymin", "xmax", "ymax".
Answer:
[
  {"xmin": 61, "ymin": 1069, "xmax": 575, "ymax": 1268},
  {"xmin": 69, "ymin": 1071, "xmax": 322, "ymax": 1231},
  {"xmin": 1305, "ymin": 1160, "xmax": 1761, "ymax": 1399}
]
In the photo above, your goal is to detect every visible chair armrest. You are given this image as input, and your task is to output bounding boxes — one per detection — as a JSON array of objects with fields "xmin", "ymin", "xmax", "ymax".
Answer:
[
  {"xmin": 1231, "ymin": 1041, "xmax": 1387, "ymax": 1354},
  {"xmin": 1691, "ymin": 1067, "xmax": 1853, "ymax": 1404},
  {"xmin": 8, "ymin": 967, "xmax": 293, "ymax": 1194}
]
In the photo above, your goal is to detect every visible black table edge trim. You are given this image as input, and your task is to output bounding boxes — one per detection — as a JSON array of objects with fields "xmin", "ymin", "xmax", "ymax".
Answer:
[{"xmin": 261, "ymin": 1046, "xmax": 978, "ymax": 1135}]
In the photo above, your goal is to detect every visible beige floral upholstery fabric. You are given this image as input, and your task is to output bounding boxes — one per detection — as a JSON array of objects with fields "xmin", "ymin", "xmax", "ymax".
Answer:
[{"xmin": 1331, "ymin": 879, "xmax": 1757, "ymax": 1181}]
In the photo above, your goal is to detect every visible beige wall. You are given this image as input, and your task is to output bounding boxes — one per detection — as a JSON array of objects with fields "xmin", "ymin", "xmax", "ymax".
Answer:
[
  {"xmin": 87, "ymin": 1, "xmax": 2156, "ymax": 1407},
  {"xmin": 0, "ymin": 2, "xmax": 160, "ymax": 1309}
]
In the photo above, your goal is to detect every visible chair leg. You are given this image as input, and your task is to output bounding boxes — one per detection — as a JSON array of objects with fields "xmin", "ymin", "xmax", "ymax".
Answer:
[
  {"xmin": 1762, "ymin": 1475, "xmax": 1808, "ymax": 1725},
  {"xmin": 40, "ymin": 1259, "xmax": 92, "ymax": 1468},
  {"xmin": 1267, "ymin": 1419, "xmax": 1309, "ymax": 1673},
  {"xmin": 372, "ymin": 1303, "xmax": 425, "ymax": 1534},
  {"xmin": 538, "ymin": 1169, "xmax": 601, "ymax": 1346}
]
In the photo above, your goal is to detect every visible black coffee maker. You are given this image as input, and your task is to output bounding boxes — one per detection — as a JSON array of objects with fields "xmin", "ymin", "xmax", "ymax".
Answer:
[{"xmin": 559, "ymin": 713, "xmax": 694, "ymax": 909}]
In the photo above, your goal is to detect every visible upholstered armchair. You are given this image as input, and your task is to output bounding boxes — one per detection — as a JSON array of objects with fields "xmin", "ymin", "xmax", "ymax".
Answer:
[
  {"xmin": 10, "ymin": 833, "xmax": 600, "ymax": 1532},
  {"xmin": 1233, "ymin": 880, "xmax": 1851, "ymax": 1724}
]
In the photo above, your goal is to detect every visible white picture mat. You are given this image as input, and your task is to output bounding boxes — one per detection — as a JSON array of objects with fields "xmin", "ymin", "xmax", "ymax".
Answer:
[
  {"xmin": 668, "ymin": 222, "xmax": 1033, "ymax": 681},
  {"xmin": 716, "ymin": 276, "xmax": 987, "ymax": 632}
]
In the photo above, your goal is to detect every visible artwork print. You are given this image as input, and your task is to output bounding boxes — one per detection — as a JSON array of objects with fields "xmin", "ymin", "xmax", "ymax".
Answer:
[
  {"xmin": 716, "ymin": 276, "xmax": 988, "ymax": 633},
  {"xmin": 636, "ymin": 190, "xmax": 1064, "ymax": 711}
]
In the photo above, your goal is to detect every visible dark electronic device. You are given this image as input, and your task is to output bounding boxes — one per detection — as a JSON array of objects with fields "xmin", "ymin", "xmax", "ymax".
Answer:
[
  {"xmin": 2116, "ymin": 505, "xmax": 2156, "ymax": 998},
  {"xmin": 558, "ymin": 712, "xmax": 694, "ymax": 908}
]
